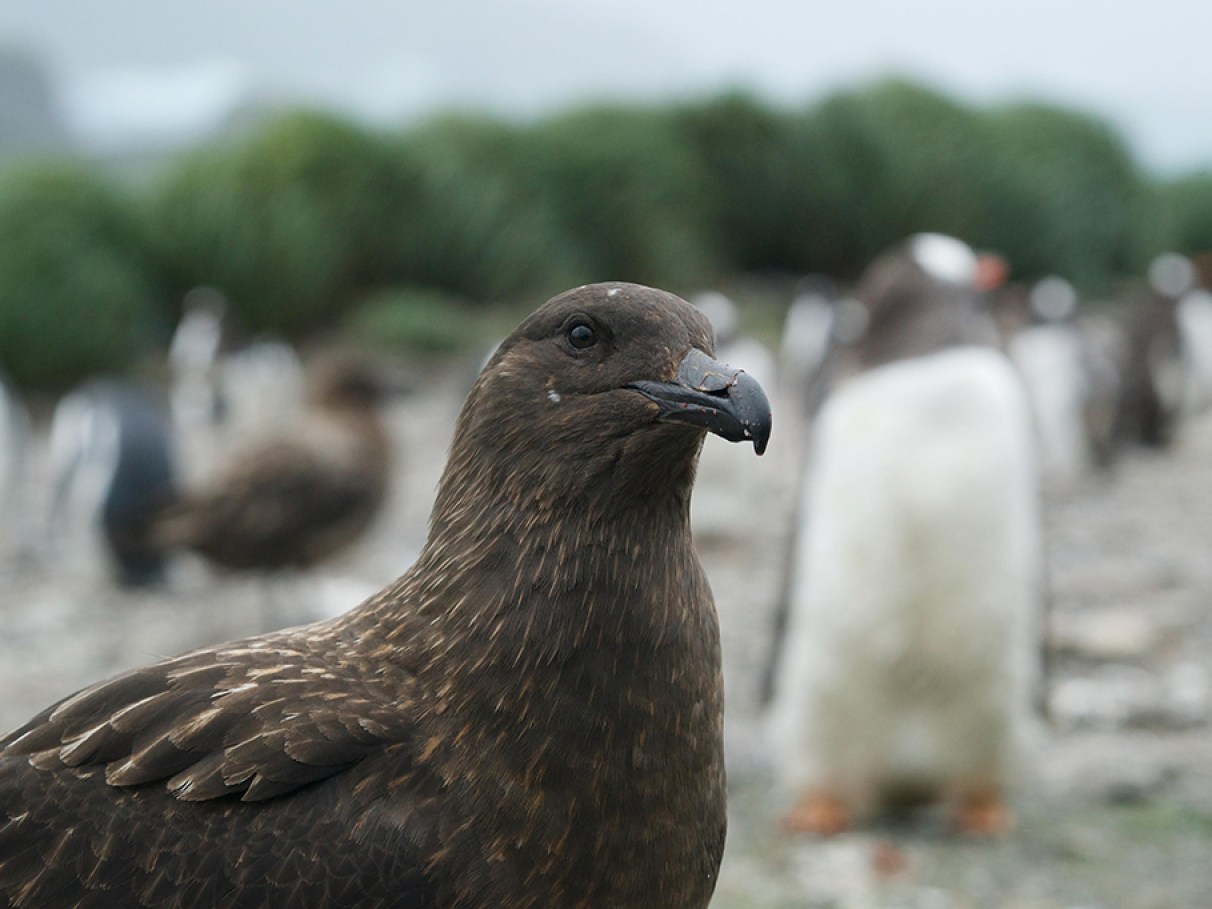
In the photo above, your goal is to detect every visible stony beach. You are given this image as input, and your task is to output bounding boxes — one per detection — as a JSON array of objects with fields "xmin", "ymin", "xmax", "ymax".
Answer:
[{"xmin": 3, "ymin": 362, "xmax": 1212, "ymax": 909}]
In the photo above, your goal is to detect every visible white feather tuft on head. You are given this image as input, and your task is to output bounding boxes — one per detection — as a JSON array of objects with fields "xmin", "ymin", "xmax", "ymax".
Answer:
[{"xmin": 909, "ymin": 233, "xmax": 978, "ymax": 286}]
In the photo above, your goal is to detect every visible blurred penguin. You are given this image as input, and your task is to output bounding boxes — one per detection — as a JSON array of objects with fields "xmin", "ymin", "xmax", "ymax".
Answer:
[
  {"xmin": 689, "ymin": 291, "xmax": 776, "ymax": 545},
  {"xmin": 168, "ymin": 288, "xmax": 306, "ymax": 482},
  {"xmin": 1177, "ymin": 286, "xmax": 1212, "ymax": 445},
  {"xmin": 218, "ymin": 340, "xmax": 306, "ymax": 444},
  {"xmin": 1007, "ymin": 277, "xmax": 1121, "ymax": 488},
  {"xmin": 0, "ymin": 372, "xmax": 33, "ymax": 569},
  {"xmin": 767, "ymin": 233, "xmax": 1043, "ymax": 836},
  {"xmin": 1178, "ymin": 288, "xmax": 1212, "ymax": 411},
  {"xmin": 45, "ymin": 380, "xmax": 178, "ymax": 587},
  {"xmin": 776, "ymin": 276, "xmax": 840, "ymax": 459},
  {"xmin": 1112, "ymin": 253, "xmax": 1192, "ymax": 449},
  {"xmin": 151, "ymin": 355, "xmax": 393, "ymax": 576},
  {"xmin": 168, "ymin": 287, "xmax": 228, "ymax": 482},
  {"xmin": 779, "ymin": 278, "xmax": 838, "ymax": 402}
]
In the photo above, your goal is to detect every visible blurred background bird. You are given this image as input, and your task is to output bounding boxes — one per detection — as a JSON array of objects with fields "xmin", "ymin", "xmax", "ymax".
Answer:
[
  {"xmin": 168, "ymin": 286, "xmax": 307, "ymax": 484},
  {"xmin": 44, "ymin": 378, "xmax": 178, "ymax": 588},
  {"xmin": 151, "ymin": 355, "xmax": 397, "ymax": 576},
  {"xmin": 1003, "ymin": 276, "xmax": 1120, "ymax": 489},
  {"xmin": 767, "ymin": 233, "xmax": 1044, "ymax": 836},
  {"xmin": 0, "ymin": 282, "xmax": 771, "ymax": 909},
  {"xmin": 690, "ymin": 290, "xmax": 779, "ymax": 546},
  {"xmin": 5, "ymin": 1, "xmax": 1212, "ymax": 903},
  {"xmin": 0, "ymin": 371, "xmax": 32, "ymax": 572}
]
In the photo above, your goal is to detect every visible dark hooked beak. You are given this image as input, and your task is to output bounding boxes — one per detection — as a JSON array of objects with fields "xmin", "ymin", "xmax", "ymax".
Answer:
[{"xmin": 628, "ymin": 348, "xmax": 772, "ymax": 455}]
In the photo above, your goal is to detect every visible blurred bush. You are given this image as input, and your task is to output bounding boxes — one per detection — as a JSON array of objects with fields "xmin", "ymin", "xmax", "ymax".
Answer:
[
  {"xmin": 0, "ymin": 80, "xmax": 1205, "ymax": 388},
  {"xmin": 672, "ymin": 92, "xmax": 817, "ymax": 276},
  {"xmin": 0, "ymin": 162, "xmax": 159, "ymax": 388},
  {"xmin": 151, "ymin": 110, "xmax": 419, "ymax": 336},
  {"xmin": 342, "ymin": 286, "xmax": 475, "ymax": 354},
  {"xmin": 671, "ymin": 80, "xmax": 1152, "ymax": 288},
  {"xmin": 793, "ymin": 79, "xmax": 1002, "ymax": 277},
  {"xmin": 1152, "ymin": 171, "xmax": 1212, "ymax": 255},
  {"xmin": 521, "ymin": 104, "xmax": 717, "ymax": 288},
  {"xmin": 979, "ymin": 102, "xmax": 1149, "ymax": 288},
  {"xmin": 391, "ymin": 114, "xmax": 583, "ymax": 300}
]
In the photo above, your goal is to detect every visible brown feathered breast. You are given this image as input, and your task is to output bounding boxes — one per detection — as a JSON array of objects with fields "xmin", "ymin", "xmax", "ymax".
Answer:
[{"xmin": 0, "ymin": 282, "xmax": 771, "ymax": 909}]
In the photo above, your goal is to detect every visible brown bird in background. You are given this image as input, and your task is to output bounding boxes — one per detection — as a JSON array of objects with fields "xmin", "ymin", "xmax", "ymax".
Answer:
[
  {"xmin": 151, "ymin": 355, "xmax": 394, "ymax": 572},
  {"xmin": 0, "ymin": 282, "xmax": 771, "ymax": 909}
]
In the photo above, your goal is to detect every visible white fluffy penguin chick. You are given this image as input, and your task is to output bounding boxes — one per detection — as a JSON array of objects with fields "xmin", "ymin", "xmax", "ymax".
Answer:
[{"xmin": 769, "ymin": 345, "xmax": 1043, "ymax": 836}]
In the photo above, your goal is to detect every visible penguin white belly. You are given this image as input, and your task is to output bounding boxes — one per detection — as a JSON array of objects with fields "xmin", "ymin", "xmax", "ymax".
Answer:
[
  {"xmin": 1176, "ymin": 291, "xmax": 1212, "ymax": 453},
  {"xmin": 771, "ymin": 346, "xmax": 1042, "ymax": 818},
  {"xmin": 0, "ymin": 384, "xmax": 31, "ymax": 566},
  {"xmin": 1010, "ymin": 325, "xmax": 1091, "ymax": 487}
]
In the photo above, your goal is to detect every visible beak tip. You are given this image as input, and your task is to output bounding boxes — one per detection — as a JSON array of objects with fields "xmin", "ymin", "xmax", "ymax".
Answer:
[
  {"xmin": 746, "ymin": 421, "xmax": 771, "ymax": 456},
  {"xmin": 732, "ymin": 370, "xmax": 772, "ymax": 455}
]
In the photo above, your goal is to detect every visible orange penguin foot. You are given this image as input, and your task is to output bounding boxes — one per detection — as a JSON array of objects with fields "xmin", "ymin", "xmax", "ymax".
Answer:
[
  {"xmin": 952, "ymin": 788, "xmax": 1010, "ymax": 837},
  {"xmin": 780, "ymin": 790, "xmax": 853, "ymax": 836}
]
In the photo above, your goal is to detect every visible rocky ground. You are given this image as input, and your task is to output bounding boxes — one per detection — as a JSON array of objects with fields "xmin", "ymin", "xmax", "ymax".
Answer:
[
  {"xmin": 710, "ymin": 423, "xmax": 1212, "ymax": 909},
  {"xmin": 2, "ymin": 365, "xmax": 1212, "ymax": 908}
]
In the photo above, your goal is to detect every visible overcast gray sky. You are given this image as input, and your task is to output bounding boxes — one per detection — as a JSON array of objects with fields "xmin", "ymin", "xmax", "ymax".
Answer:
[{"xmin": 2, "ymin": 0, "xmax": 1208, "ymax": 172}]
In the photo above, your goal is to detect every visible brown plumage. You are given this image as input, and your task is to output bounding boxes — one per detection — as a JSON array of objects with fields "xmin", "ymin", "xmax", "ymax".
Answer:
[
  {"xmin": 0, "ymin": 282, "xmax": 772, "ymax": 909},
  {"xmin": 151, "ymin": 356, "xmax": 393, "ymax": 570}
]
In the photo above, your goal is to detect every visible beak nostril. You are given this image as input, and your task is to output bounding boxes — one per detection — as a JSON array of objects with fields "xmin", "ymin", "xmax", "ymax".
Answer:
[{"xmin": 677, "ymin": 350, "xmax": 745, "ymax": 396}]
